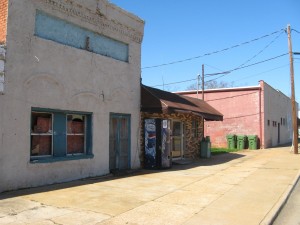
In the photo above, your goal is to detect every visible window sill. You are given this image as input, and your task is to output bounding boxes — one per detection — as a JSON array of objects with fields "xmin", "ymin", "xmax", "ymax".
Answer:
[{"xmin": 30, "ymin": 154, "xmax": 94, "ymax": 164}]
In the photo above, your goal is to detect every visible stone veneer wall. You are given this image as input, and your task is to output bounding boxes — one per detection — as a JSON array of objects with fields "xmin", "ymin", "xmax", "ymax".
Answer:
[
  {"xmin": 0, "ymin": 0, "xmax": 8, "ymax": 44},
  {"xmin": 140, "ymin": 112, "xmax": 204, "ymax": 166},
  {"xmin": 0, "ymin": 0, "xmax": 144, "ymax": 193}
]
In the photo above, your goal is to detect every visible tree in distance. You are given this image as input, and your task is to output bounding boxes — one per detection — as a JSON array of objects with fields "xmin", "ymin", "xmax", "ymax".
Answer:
[{"xmin": 186, "ymin": 80, "xmax": 235, "ymax": 90}]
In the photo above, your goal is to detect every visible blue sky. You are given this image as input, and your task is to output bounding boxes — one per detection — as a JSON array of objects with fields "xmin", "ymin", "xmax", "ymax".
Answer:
[{"xmin": 110, "ymin": 0, "xmax": 300, "ymax": 101}]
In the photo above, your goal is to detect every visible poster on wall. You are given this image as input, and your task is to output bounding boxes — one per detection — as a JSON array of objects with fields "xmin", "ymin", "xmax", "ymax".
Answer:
[{"xmin": 145, "ymin": 119, "xmax": 156, "ymax": 168}]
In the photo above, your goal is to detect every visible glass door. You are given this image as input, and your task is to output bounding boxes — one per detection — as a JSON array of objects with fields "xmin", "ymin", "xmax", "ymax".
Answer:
[{"xmin": 172, "ymin": 121, "xmax": 183, "ymax": 158}]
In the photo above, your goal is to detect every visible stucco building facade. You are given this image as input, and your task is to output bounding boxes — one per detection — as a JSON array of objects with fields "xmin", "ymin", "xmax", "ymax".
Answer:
[
  {"xmin": 0, "ymin": 0, "xmax": 144, "ymax": 192},
  {"xmin": 177, "ymin": 81, "xmax": 297, "ymax": 149}
]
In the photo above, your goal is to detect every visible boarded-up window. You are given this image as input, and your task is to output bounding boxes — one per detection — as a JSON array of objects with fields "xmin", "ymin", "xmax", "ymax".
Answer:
[
  {"xmin": 31, "ymin": 108, "xmax": 92, "ymax": 161},
  {"xmin": 35, "ymin": 10, "xmax": 129, "ymax": 62}
]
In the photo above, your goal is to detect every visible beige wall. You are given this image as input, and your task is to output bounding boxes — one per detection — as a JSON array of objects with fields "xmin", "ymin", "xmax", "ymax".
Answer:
[
  {"xmin": 0, "ymin": 0, "xmax": 144, "ymax": 192},
  {"xmin": 261, "ymin": 81, "xmax": 293, "ymax": 148}
]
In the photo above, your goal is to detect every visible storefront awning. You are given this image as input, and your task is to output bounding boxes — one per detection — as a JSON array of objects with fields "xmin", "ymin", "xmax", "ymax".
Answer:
[{"xmin": 141, "ymin": 85, "xmax": 223, "ymax": 121}]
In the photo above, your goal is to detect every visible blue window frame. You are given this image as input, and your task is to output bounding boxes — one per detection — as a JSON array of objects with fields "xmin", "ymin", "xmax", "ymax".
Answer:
[{"xmin": 30, "ymin": 108, "xmax": 93, "ymax": 162}]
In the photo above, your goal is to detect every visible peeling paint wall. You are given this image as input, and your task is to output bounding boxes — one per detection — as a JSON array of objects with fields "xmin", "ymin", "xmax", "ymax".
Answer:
[
  {"xmin": 35, "ymin": 10, "xmax": 129, "ymax": 62},
  {"xmin": 204, "ymin": 89, "xmax": 261, "ymax": 148},
  {"xmin": 179, "ymin": 81, "xmax": 295, "ymax": 149},
  {"xmin": 0, "ymin": 0, "xmax": 144, "ymax": 192}
]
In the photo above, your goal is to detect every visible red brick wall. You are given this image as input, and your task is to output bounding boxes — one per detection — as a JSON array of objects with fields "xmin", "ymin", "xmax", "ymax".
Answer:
[
  {"xmin": 0, "ymin": 0, "xmax": 8, "ymax": 44},
  {"xmin": 182, "ymin": 88, "xmax": 261, "ymax": 148}
]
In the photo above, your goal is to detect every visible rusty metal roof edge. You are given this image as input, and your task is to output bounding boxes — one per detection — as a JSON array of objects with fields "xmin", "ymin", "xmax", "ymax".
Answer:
[
  {"xmin": 141, "ymin": 85, "xmax": 223, "ymax": 121},
  {"xmin": 142, "ymin": 85, "xmax": 169, "ymax": 108}
]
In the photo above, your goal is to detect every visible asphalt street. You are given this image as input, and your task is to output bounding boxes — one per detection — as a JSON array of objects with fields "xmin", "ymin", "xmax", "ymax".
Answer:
[{"xmin": 273, "ymin": 177, "xmax": 300, "ymax": 225}]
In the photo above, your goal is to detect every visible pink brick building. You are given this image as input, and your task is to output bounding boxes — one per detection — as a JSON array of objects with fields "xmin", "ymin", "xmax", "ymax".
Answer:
[{"xmin": 177, "ymin": 81, "xmax": 297, "ymax": 149}]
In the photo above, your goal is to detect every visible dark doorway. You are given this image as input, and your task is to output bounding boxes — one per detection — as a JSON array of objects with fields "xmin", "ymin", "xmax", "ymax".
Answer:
[{"xmin": 278, "ymin": 124, "xmax": 280, "ymax": 144}]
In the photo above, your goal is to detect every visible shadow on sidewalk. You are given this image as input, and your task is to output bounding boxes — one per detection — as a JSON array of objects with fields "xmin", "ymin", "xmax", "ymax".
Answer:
[{"xmin": 0, "ymin": 152, "xmax": 245, "ymax": 200}]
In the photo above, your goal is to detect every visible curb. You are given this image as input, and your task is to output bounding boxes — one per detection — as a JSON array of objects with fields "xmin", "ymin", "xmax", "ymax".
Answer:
[{"xmin": 260, "ymin": 170, "xmax": 300, "ymax": 225}]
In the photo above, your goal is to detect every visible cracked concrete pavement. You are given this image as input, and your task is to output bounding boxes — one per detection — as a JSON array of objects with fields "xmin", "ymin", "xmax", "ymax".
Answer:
[{"xmin": 0, "ymin": 146, "xmax": 299, "ymax": 225}]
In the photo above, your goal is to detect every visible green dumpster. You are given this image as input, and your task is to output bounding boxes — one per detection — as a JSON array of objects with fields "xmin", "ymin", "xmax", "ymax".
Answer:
[
  {"xmin": 200, "ymin": 136, "xmax": 211, "ymax": 158},
  {"xmin": 248, "ymin": 135, "xmax": 258, "ymax": 150},
  {"xmin": 226, "ymin": 134, "xmax": 236, "ymax": 150},
  {"xmin": 237, "ymin": 135, "xmax": 247, "ymax": 150}
]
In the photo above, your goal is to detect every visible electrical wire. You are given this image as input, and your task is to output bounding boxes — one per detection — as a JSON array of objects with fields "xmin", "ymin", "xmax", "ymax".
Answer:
[
  {"xmin": 206, "ymin": 63, "xmax": 290, "ymax": 85},
  {"xmin": 205, "ymin": 74, "xmax": 227, "ymax": 84},
  {"xmin": 205, "ymin": 53, "xmax": 288, "ymax": 76},
  {"xmin": 236, "ymin": 29, "xmax": 285, "ymax": 69},
  {"xmin": 142, "ymin": 29, "xmax": 285, "ymax": 70},
  {"xmin": 205, "ymin": 29, "xmax": 285, "ymax": 77},
  {"xmin": 151, "ymin": 53, "xmax": 289, "ymax": 88},
  {"xmin": 292, "ymin": 29, "xmax": 300, "ymax": 34},
  {"xmin": 234, "ymin": 64, "xmax": 290, "ymax": 82},
  {"xmin": 152, "ymin": 78, "xmax": 197, "ymax": 87},
  {"xmin": 204, "ymin": 64, "xmax": 224, "ymax": 73},
  {"xmin": 205, "ymin": 91, "xmax": 258, "ymax": 102}
]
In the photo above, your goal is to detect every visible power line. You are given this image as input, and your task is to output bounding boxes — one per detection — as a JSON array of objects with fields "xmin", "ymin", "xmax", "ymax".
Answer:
[
  {"xmin": 142, "ymin": 29, "xmax": 285, "ymax": 70},
  {"xmin": 205, "ymin": 74, "xmax": 227, "ymax": 83},
  {"xmin": 152, "ymin": 53, "xmax": 289, "ymax": 88},
  {"xmin": 204, "ymin": 64, "xmax": 224, "ymax": 72},
  {"xmin": 292, "ymin": 29, "xmax": 300, "ymax": 34},
  {"xmin": 234, "ymin": 64, "xmax": 290, "ymax": 82},
  {"xmin": 237, "ymin": 30, "xmax": 285, "ymax": 68},
  {"xmin": 206, "ymin": 64, "xmax": 289, "ymax": 84},
  {"xmin": 205, "ymin": 53, "xmax": 288, "ymax": 76},
  {"xmin": 205, "ymin": 29, "xmax": 285, "ymax": 77},
  {"xmin": 152, "ymin": 78, "xmax": 197, "ymax": 87}
]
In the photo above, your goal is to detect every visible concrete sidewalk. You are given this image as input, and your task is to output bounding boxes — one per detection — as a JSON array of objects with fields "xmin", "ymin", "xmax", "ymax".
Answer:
[{"xmin": 0, "ymin": 146, "xmax": 300, "ymax": 225}]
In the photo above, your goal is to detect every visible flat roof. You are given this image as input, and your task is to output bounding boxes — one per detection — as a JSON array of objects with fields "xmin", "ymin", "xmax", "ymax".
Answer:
[{"xmin": 175, "ymin": 85, "xmax": 260, "ymax": 95}]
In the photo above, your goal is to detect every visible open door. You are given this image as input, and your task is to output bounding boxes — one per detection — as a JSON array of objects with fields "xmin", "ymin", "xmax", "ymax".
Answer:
[{"xmin": 278, "ymin": 124, "xmax": 280, "ymax": 144}]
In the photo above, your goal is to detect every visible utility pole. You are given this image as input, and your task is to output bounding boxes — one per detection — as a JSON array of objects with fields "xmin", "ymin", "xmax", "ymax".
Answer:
[
  {"xmin": 201, "ymin": 64, "xmax": 205, "ymax": 139},
  {"xmin": 202, "ymin": 64, "xmax": 205, "ymax": 100},
  {"xmin": 197, "ymin": 74, "xmax": 200, "ymax": 99},
  {"xmin": 287, "ymin": 24, "xmax": 298, "ymax": 154}
]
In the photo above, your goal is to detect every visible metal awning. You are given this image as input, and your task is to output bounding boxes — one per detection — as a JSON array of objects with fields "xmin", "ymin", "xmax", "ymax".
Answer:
[{"xmin": 141, "ymin": 85, "xmax": 223, "ymax": 121}]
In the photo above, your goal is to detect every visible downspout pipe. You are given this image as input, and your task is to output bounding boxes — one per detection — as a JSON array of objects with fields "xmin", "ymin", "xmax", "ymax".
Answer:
[{"xmin": 259, "ymin": 83, "xmax": 263, "ymax": 149}]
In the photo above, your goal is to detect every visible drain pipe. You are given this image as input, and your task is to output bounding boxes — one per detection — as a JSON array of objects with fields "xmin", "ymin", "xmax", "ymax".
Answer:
[{"xmin": 259, "ymin": 82, "xmax": 263, "ymax": 149}]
